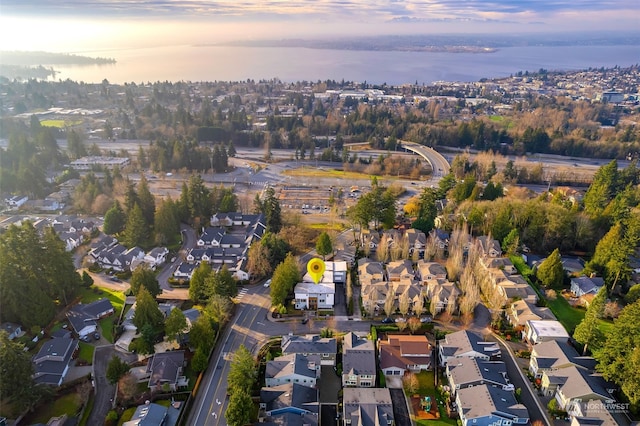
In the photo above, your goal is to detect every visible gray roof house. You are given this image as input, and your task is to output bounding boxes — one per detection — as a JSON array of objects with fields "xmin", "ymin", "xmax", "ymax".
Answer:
[
  {"xmin": 281, "ymin": 334, "xmax": 337, "ymax": 366},
  {"xmin": 541, "ymin": 366, "xmax": 614, "ymax": 411},
  {"xmin": 32, "ymin": 337, "xmax": 78, "ymax": 386},
  {"xmin": 259, "ymin": 383, "xmax": 319, "ymax": 425},
  {"xmin": 569, "ymin": 399, "xmax": 618, "ymax": 426},
  {"xmin": 265, "ymin": 353, "xmax": 321, "ymax": 388},
  {"xmin": 570, "ymin": 276, "xmax": 605, "ymax": 298},
  {"xmin": 146, "ymin": 350, "xmax": 188, "ymax": 391},
  {"xmin": 529, "ymin": 340, "xmax": 596, "ymax": 378},
  {"xmin": 446, "ymin": 358, "xmax": 513, "ymax": 396},
  {"xmin": 0, "ymin": 322, "xmax": 23, "ymax": 340},
  {"xmin": 343, "ymin": 388, "xmax": 395, "ymax": 426},
  {"xmin": 417, "ymin": 260, "xmax": 447, "ymax": 281},
  {"xmin": 66, "ymin": 298, "xmax": 115, "ymax": 338},
  {"xmin": 438, "ymin": 330, "xmax": 501, "ymax": 367},
  {"xmin": 379, "ymin": 334, "xmax": 432, "ymax": 376},
  {"xmin": 342, "ymin": 332, "xmax": 376, "ymax": 388},
  {"xmin": 122, "ymin": 400, "xmax": 181, "ymax": 426},
  {"xmin": 455, "ymin": 384, "xmax": 529, "ymax": 426}
]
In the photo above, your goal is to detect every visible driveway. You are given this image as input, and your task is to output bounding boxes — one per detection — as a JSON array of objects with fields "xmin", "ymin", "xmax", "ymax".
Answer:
[
  {"xmin": 389, "ymin": 388, "xmax": 412, "ymax": 426},
  {"xmin": 87, "ymin": 345, "xmax": 136, "ymax": 425}
]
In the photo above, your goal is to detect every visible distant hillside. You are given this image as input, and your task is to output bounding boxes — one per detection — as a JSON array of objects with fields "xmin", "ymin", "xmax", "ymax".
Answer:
[{"xmin": 1, "ymin": 51, "xmax": 116, "ymax": 66}]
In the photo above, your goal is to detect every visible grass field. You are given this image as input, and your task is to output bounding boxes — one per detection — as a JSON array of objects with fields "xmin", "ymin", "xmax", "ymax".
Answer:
[
  {"xmin": 40, "ymin": 119, "xmax": 83, "ymax": 128},
  {"xmin": 78, "ymin": 342, "xmax": 95, "ymax": 364},
  {"xmin": 543, "ymin": 293, "xmax": 585, "ymax": 333},
  {"xmin": 29, "ymin": 392, "xmax": 83, "ymax": 424},
  {"xmin": 283, "ymin": 167, "xmax": 384, "ymax": 180}
]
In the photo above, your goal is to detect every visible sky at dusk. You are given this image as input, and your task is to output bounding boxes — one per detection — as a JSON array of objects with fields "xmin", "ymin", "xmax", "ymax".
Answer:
[{"xmin": 1, "ymin": 0, "xmax": 639, "ymax": 52}]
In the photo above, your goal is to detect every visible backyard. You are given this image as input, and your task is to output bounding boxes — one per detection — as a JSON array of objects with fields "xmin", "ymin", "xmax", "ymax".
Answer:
[{"xmin": 410, "ymin": 371, "xmax": 458, "ymax": 426}]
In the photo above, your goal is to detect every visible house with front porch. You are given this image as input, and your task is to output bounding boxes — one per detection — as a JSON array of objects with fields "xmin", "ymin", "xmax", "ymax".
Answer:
[
  {"xmin": 281, "ymin": 334, "xmax": 337, "ymax": 366},
  {"xmin": 529, "ymin": 340, "xmax": 595, "ymax": 379},
  {"xmin": 293, "ymin": 282, "xmax": 335, "ymax": 310},
  {"xmin": 342, "ymin": 332, "xmax": 376, "ymax": 388},
  {"xmin": 541, "ymin": 366, "xmax": 614, "ymax": 412},
  {"xmin": 379, "ymin": 334, "xmax": 432, "ymax": 376},
  {"xmin": 438, "ymin": 330, "xmax": 501, "ymax": 367},
  {"xmin": 265, "ymin": 353, "xmax": 321, "ymax": 388}
]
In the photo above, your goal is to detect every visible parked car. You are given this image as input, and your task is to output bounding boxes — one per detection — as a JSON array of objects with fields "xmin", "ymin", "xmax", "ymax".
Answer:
[
  {"xmin": 263, "ymin": 279, "xmax": 272, "ymax": 288},
  {"xmin": 395, "ymin": 317, "xmax": 407, "ymax": 323},
  {"xmin": 381, "ymin": 317, "xmax": 394, "ymax": 324},
  {"xmin": 420, "ymin": 316, "xmax": 433, "ymax": 323},
  {"xmin": 94, "ymin": 333, "xmax": 100, "ymax": 341},
  {"xmin": 301, "ymin": 317, "xmax": 309, "ymax": 324},
  {"xmin": 109, "ymin": 277, "xmax": 122, "ymax": 283}
]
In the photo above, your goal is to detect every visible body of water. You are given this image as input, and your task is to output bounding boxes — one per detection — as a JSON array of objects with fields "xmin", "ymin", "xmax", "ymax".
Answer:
[{"xmin": 49, "ymin": 44, "xmax": 640, "ymax": 85}]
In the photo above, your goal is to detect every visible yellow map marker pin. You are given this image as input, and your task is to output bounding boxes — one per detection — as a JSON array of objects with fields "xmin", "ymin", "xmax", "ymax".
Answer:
[{"xmin": 307, "ymin": 258, "xmax": 325, "ymax": 284}]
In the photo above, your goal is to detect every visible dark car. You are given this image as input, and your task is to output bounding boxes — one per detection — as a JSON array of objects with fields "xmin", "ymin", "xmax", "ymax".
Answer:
[
  {"xmin": 109, "ymin": 276, "xmax": 122, "ymax": 283},
  {"xmin": 381, "ymin": 317, "xmax": 394, "ymax": 324},
  {"xmin": 301, "ymin": 317, "xmax": 309, "ymax": 324},
  {"xmin": 94, "ymin": 333, "xmax": 101, "ymax": 341}
]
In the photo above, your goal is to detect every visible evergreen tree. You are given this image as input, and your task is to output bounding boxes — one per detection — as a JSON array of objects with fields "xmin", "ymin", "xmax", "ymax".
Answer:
[
  {"xmin": 106, "ymin": 355, "xmax": 130, "ymax": 384},
  {"xmin": 154, "ymin": 197, "xmax": 180, "ymax": 245},
  {"xmin": 583, "ymin": 160, "xmax": 619, "ymax": 217},
  {"xmin": 536, "ymin": 248, "xmax": 564, "ymax": 288},
  {"xmin": 189, "ymin": 261, "xmax": 213, "ymax": 303},
  {"xmin": 502, "ymin": 228, "xmax": 520, "ymax": 255},
  {"xmin": 573, "ymin": 286, "xmax": 606, "ymax": 354},
  {"xmin": 227, "ymin": 345, "xmax": 257, "ymax": 395},
  {"xmin": 130, "ymin": 265, "xmax": 161, "ymax": 297},
  {"xmin": 67, "ymin": 129, "xmax": 87, "ymax": 159},
  {"xmin": 207, "ymin": 265, "xmax": 238, "ymax": 298},
  {"xmin": 0, "ymin": 331, "xmax": 42, "ymax": 411},
  {"xmin": 262, "ymin": 187, "xmax": 282, "ymax": 233},
  {"xmin": 270, "ymin": 254, "xmax": 300, "ymax": 307},
  {"xmin": 164, "ymin": 308, "xmax": 187, "ymax": 342},
  {"xmin": 137, "ymin": 175, "xmax": 156, "ymax": 228},
  {"xmin": 122, "ymin": 203, "xmax": 149, "ymax": 248},
  {"xmin": 132, "ymin": 287, "xmax": 164, "ymax": 332},
  {"xmin": 103, "ymin": 200, "xmax": 126, "ymax": 235},
  {"xmin": 226, "ymin": 391, "xmax": 253, "ymax": 426},
  {"xmin": 247, "ymin": 242, "xmax": 272, "ymax": 279},
  {"xmin": 42, "ymin": 227, "xmax": 82, "ymax": 305},
  {"xmin": 594, "ymin": 300, "xmax": 640, "ymax": 405}
]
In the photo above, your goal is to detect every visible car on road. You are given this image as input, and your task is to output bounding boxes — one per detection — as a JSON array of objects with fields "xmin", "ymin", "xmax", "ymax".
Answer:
[
  {"xmin": 263, "ymin": 279, "xmax": 272, "ymax": 288},
  {"xmin": 109, "ymin": 277, "xmax": 122, "ymax": 283},
  {"xmin": 301, "ymin": 317, "xmax": 308, "ymax": 324},
  {"xmin": 395, "ymin": 317, "xmax": 406, "ymax": 323},
  {"xmin": 381, "ymin": 317, "xmax": 394, "ymax": 324}
]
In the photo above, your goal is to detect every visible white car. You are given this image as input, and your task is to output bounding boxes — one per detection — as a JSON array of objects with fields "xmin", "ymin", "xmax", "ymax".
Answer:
[{"xmin": 263, "ymin": 279, "xmax": 272, "ymax": 288}]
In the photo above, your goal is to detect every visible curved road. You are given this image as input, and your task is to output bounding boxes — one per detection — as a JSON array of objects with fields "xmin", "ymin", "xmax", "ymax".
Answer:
[
  {"xmin": 399, "ymin": 141, "xmax": 451, "ymax": 177},
  {"xmin": 156, "ymin": 224, "xmax": 195, "ymax": 300}
]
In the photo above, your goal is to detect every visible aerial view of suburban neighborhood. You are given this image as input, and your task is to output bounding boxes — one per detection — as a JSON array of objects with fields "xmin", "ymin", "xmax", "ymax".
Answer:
[{"xmin": 1, "ymin": 61, "xmax": 640, "ymax": 426}]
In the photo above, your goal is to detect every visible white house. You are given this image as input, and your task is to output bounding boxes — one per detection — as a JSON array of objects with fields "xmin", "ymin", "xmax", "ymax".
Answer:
[
  {"xmin": 524, "ymin": 320, "xmax": 570, "ymax": 345},
  {"xmin": 294, "ymin": 282, "xmax": 335, "ymax": 310},
  {"xmin": 265, "ymin": 353, "xmax": 321, "ymax": 388}
]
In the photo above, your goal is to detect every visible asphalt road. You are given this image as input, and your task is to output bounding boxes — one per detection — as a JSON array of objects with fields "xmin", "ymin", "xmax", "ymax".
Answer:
[
  {"xmin": 87, "ymin": 346, "xmax": 135, "ymax": 425},
  {"xmin": 156, "ymin": 224, "xmax": 194, "ymax": 300},
  {"xmin": 187, "ymin": 283, "xmax": 372, "ymax": 426}
]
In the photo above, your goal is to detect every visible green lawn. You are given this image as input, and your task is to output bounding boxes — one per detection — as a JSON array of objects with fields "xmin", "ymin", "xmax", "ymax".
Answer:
[
  {"xmin": 77, "ymin": 286, "xmax": 125, "ymax": 343},
  {"xmin": 78, "ymin": 393, "xmax": 94, "ymax": 426},
  {"xmin": 99, "ymin": 317, "xmax": 115, "ymax": 343},
  {"xmin": 118, "ymin": 407, "xmax": 137, "ymax": 425},
  {"xmin": 29, "ymin": 392, "xmax": 83, "ymax": 424},
  {"xmin": 545, "ymin": 295, "xmax": 585, "ymax": 333},
  {"xmin": 78, "ymin": 342, "xmax": 95, "ymax": 364}
]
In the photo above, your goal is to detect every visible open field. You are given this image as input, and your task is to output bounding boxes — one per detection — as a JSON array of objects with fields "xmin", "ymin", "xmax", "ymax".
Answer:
[{"xmin": 40, "ymin": 119, "xmax": 83, "ymax": 128}]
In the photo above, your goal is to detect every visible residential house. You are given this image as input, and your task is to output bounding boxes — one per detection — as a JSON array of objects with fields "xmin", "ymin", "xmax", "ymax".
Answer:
[
  {"xmin": 265, "ymin": 353, "xmax": 321, "ymax": 388},
  {"xmin": 58, "ymin": 231, "xmax": 83, "ymax": 252},
  {"xmin": 357, "ymin": 259, "xmax": 385, "ymax": 284},
  {"xmin": 281, "ymin": 334, "xmax": 337, "ymax": 366},
  {"xmin": 438, "ymin": 330, "xmax": 501, "ymax": 367},
  {"xmin": 387, "ymin": 259, "xmax": 415, "ymax": 281},
  {"xmin": 529, "ymin": 340, "xmax": 596, "ymax": 379},
  {"xmin": 446, "ymin": 358, "xmax": 513, "ymax": 396},
  {"xmin": 524, "ymin": 320, "xmax": 570, "ymax": 345},
  {"xmin": 342, "ymin": 388, "xmax": 395, "ymax": 426},
  {"xmin": 480, "ymin": 256, "xmax": 517, "ymax": 275},
  {"xmin": 562, "ymin": 256, "xmax": 586, "ymax": 275},
  {"xmin": 424, "ymin": 279, "xmax": 460, "ymax": 314},
  {"xmin": 360, "ymin": 281, "xmax": 390, "ymax": 315},
  {"xmin": 196, "ymin": 226, "xmax": 225, "ymax": 247},
  {"xmin": 359, "ymin": 229, "xmax": 380, "ymax": 250},
  {"xmin": 416, "ymin": 260, "xmax": 447, "ymax": 281},
  {"xmin": 66, "ymin": 298, "xmax": 115, "ymax": 338},
  {"xmin": 541, "ymin": 366, "xmax": 614, "ymax": 411},
  {"xmin": 476, "ymin": 236, "xmax": 502, "ymax": 258},
  {"xmin": 429, "ymin": 229, "xmax": 449, "ymax": 250},
  {"xmin": 293, "ymin": 282, "xmax": 335, "ymax": 310},
  {"xmin": 342, "ymin": 332, "xmax": 376, "ymax": 388},
  {"xmin": 259, "ymin": 383, "xmax": 319, "ymax": 425},
  {"xmin": 568, "ymin": 399, "xmax": 618, "ymax": 426},
  {"xmin": 146, "ymin": 351, "xmax": 188, "ymax": 391},
  {"xmin": 173, "ymin": 262, "xmax": 196, "ymax": 280},
  {"xmin": 455, "ymin": 385, "xmax": 529, "ymax": 426},
  {"xmin": 405, "ymin": 228, "xmax": 427, "ymax": 256},
  {"xmin": 144, "ymin": 247, "xmax": 169, "ymax": 270},
  {"xmin": 570, "ymin": 276, "xmax": 605, "ymax": 298},
  {"xmin": 0, "ymin": 322, "xmax": 23, "ymax": 340},
  {"xmin": 379, "ymin": 335, "xmax": 432, "ymax": 376},
  {"xmin": 122, "ymin": 400, "xmax": 181, "ymax": 426},
  {"xmin": 32, "ymin": 337, "xmax": 78, "ymax": 386},
  {"xmin": 509, "ymin": 299, "xmax": 556, "ymax": 327},
  {"xmin": 5, "ymin": 195, "xmax": 28, "ymax": 208}
]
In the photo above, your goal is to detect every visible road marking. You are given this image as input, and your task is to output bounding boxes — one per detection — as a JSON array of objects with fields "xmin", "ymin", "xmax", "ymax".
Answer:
[{"xmin": 234, "ymin": 288, "xmax": 248, "ymax": 301}]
